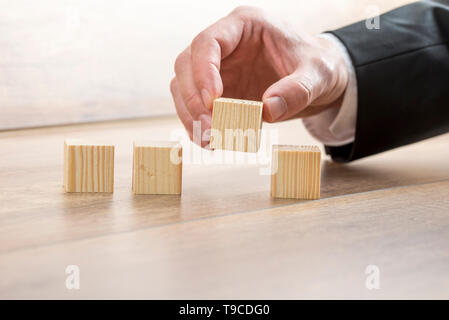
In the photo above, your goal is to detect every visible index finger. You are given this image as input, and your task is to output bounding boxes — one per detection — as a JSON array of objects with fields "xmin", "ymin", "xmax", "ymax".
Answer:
[{"xmin": 190, "ymin": 14, "xmax": 245, "ymax": 109}]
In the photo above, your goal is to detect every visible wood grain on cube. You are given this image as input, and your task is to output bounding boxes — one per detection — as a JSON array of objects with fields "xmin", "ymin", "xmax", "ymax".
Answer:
[
  {"xmin": 271, "ymin": 145, "xmax": 321, "ymax": 200},
  {"xmin": 63, "ymin": 139, "xmax": 115, "ymax": 193},
  {"xmin": 132, "ymin": 141, "xmax": 182, "ymax": 195},
  {"xmin": 210, "ymin": 98, "xmax": 263, "ymax": 153}
]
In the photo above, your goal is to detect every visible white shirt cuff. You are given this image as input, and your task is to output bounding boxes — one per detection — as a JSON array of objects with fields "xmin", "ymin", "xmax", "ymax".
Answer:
[{"xmin": 302, "ymin": 33, "xmax": 357, "ymax": 147}]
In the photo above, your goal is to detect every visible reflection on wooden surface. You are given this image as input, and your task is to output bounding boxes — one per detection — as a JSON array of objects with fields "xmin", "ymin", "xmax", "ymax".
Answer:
[
  {"xmin": 1, "ymin": 116, "xmax": 448, "ymax": 252},
  {"xmin": 0, "ymin": 0, "xmax": 413, "ymax": 130},
  {"xmin": 3, "ymin": 181, "xmax": 449, "ymax": 299},
  {"xmin": 0, "ymin": 115, "xmax": 448, "ymax": 298}
]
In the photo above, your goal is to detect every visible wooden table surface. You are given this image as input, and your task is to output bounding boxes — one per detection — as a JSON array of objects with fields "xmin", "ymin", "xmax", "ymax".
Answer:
[{"xmin": 1, "ymin": 116, "xmax": 448, "ymax": 299}]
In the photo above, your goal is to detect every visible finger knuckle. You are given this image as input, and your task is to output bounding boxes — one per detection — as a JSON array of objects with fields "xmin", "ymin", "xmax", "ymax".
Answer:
[
  {"xmin": 191, "ymin": 32, "xmax": 207, "ymax": 49},
  {"xmin": 312, "ymin": 55, "xmax": 333, "ymax": 81},
  {"xmin": 294, "ymin": 78, "xmax": 312, "ymax": 106},
  {"xmin": 231, "ymin": 6, "xmax": 264, "ymax": 21},
  {"xmin": 184, "ymin": 91, "xmax": 201, "ymax": 111},
  {"xmin": 174, "ymin": 51, "xmax": 189, "ymax": 74},
  {"xmin": 169, "ymin": 78, "xmax": 177, "ymax": 95},
  {"xmin": 232, "ymin": 5, "xmax": 257, "ymax": 15}
]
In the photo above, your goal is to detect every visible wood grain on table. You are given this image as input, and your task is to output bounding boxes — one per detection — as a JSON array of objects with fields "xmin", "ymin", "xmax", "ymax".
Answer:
[{"xmin": 1, "ymin": 115, "xmax": 448, "ymax": 299}]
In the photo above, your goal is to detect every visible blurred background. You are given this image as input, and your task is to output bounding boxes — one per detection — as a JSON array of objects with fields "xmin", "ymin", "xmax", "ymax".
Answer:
[{"xmin": 0, "ymin": 0, "xmax": 412, "ymax": 130}]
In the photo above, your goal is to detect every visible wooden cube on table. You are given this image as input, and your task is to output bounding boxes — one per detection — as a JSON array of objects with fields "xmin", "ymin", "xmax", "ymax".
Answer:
[
  {"xmin": 63, "ymin": 139, "xmax": 115, "ymax": 193},
  {"xmin": 271, "ymin": 145, "xmax": 321, "ymax": 200},
  {"xmin": 132, "ymin": 141, "xmax": 182, "ymax": 195},
  {"xmin": 210, "ymin": 98, "xmax": 263, "ymax": 153}
]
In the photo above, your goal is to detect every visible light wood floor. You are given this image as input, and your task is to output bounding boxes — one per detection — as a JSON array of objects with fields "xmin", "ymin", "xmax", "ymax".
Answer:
[{"xmin": 1, "ymin": 116, "xmax": 448, "ymax": 299}]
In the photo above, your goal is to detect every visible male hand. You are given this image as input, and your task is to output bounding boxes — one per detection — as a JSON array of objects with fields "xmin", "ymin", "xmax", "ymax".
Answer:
[{"xmin": 170, "ymin": 6, "xmax": 348, "ymax": 146}]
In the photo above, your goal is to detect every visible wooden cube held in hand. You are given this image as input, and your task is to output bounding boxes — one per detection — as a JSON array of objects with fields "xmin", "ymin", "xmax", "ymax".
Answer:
[
  {"xmin": 271, "ymin": 145, "xmax": 321, "ymax": 200},
  {"xmin": 210, "ymin": 98, "xmax": 263, "ymax": 153},
  {"xmin": 63, "ymin": 139, "xmax": 115, "ymax": 193},
  {"xmin": 132, "ymin": 141, "xmax": 182, "ymax": 195}
]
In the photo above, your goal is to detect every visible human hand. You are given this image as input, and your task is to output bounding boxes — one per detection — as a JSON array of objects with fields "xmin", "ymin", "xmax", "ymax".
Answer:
[{"xmin": 170, "ymin": 6, "xmax": 348, "ymax": 146}]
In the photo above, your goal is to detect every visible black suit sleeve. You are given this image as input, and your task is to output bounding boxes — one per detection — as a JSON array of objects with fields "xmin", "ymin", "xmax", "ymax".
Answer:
[{"xmin": 325, "ymin": 0, "xmax": 449, "ymax": 162}]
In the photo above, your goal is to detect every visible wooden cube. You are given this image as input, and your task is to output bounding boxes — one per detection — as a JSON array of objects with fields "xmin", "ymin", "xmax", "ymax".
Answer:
[
  {"xmin": 63, "ymin": 139, "xmax": 115, "ymax": 193},
  {"xmin": 132, "ymin": 141, "xmax": 182, "ymax": 195},
  {"xmin": 271, "ymin": 145, "xmax": 321, "ymax": 200},
  {"xmin": 210, "ymin": 97, "xmax": 263, "ymax": 153}
]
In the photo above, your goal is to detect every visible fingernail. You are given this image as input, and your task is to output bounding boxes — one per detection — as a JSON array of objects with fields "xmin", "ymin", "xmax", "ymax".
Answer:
[
  {"xmin": 265, "ymin": 96, "xmax": 287, "ymax": 121},
  {"xmin": 202, "ymin": 129, "xmax": 211, "ymax": 142},
  {"xmin": 201, "ymin": 89, "xmax": 212, "ymax": 109},
  {"xmin": 199, "ymin": 114, "xmax": 211, "ymax": 146}
]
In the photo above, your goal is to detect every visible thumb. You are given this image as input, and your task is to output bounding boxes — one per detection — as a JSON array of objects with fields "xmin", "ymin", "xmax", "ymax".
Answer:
[{"xmin": 262, "ymin": 72, "xmax": 316, "ymax": 123}]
